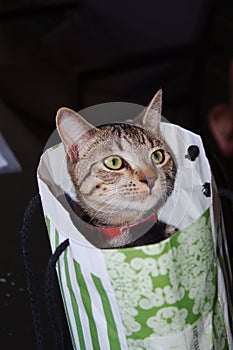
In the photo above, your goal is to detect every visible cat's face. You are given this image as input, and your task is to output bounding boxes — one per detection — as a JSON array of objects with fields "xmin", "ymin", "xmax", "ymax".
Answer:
[{"xmin": 56, "ymin": 90, "xmax": 177, "ymax": 226}]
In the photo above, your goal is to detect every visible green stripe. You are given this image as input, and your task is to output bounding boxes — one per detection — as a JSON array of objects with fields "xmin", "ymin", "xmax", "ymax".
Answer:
[
  {"xmin": 92, "ymin": 274, "xmax": 122, "ymax": 350},
  {"xmin": 73, "ymin": 260, "xmax": 101, "ymax": 350},
  {"xmin": 45, "ymin": 216, "xmax": 50, "ymax": 238},
  {"xmin": 55, "ymin": 231, "xmax": 77, "ymax": 349},
  {"xmin": 64, "ymin": 250, "xmax": 86, "ymax": 350}
]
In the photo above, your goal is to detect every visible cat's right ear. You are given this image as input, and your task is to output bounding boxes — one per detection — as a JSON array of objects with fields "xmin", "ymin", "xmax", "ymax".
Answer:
[
  {"xmin": 56, "ymin": 107, "xmax": 98, "ymax": 161},
  {"xmin": 132, "ymin": 89, "xmax": 163, "ymax": 133}
]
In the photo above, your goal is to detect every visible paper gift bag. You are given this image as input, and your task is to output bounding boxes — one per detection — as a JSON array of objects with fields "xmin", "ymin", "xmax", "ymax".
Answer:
[{"xmin": 37, "ymin": 121, "xmax": 233, "ymax": 350}]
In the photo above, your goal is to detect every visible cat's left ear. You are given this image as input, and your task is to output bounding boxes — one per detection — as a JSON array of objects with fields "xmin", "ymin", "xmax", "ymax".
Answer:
[
  {"xmin": 135, "ymin": 89, "xmax": 162, "ymax": 132},
  {"xmin": 56, "ymin": 107, "xmax": 98, "ymax": 161}
]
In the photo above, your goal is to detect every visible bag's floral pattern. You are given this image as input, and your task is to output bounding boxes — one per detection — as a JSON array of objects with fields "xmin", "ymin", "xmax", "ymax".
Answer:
[
  {"xmin": 213, "ymin": 299, "xmax": 227, "ymax": 350},
  {"xmin": 147, "ymin": 307, "xmax": 188, "ymax": 335},
  {"xmin": 103, "ymin": 209, "xmax": 228, "ymax": 348}
]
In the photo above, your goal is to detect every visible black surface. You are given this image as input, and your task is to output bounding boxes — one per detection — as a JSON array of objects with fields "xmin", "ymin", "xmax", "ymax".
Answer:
[
  {"xmin": 0, "ymin": 1, "xmax": 79, "ymax": 21},
  {"xmin": 0, "ymin": 172, "xmax": 72, "ymax": 349}
]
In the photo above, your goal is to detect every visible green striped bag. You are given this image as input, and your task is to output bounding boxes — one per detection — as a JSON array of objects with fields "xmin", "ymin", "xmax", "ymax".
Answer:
[{"xmin": 37, "ymin": 122, "xmax": 233, "ymax": 350}]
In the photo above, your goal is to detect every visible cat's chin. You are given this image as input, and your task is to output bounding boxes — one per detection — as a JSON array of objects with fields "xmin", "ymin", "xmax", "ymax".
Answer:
[
  {"xmin": 93, "ymin": 207, "xmax": 156, "ymax": 227},
  {"xmin": 126, "ymin": 195, "xmax": 161, "ymax": 213},
  {"xmin": 137, "ymin": 194, "xmax": 157, "ymax": 206},
  {"xmin": 83, "ymin": 197, "xmax": 160, "ymax": 227}
]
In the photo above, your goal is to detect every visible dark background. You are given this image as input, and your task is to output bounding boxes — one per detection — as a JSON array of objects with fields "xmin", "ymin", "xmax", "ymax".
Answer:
[{"xmin": 0, "ymin": 1, "xmax": 233, "ymax": 349}]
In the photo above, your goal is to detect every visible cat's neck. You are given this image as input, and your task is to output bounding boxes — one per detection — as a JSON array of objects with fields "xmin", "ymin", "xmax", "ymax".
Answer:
[
  {"xmin": 66, "ymin": 194, "xmax": 158, "ymax": 248},
  {"xmin": 91, "ymin": 209, "xmax": 152, "ymax": 227},
  {"xmin": 97, "ymin": 213, "xmax": 157, "ymax": 247}
]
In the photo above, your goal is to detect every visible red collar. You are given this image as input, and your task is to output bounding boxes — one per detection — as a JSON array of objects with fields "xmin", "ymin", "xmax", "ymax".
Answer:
[{"xmin": 98, "ymin": 214, "xmax": 157, "ymax": 238}]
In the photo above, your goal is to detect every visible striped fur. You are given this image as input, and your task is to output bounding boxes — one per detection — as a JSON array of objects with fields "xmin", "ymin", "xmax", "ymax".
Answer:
[{"xmin": 56, "ymin": 91, "xmax": 177, "ymax": 241}]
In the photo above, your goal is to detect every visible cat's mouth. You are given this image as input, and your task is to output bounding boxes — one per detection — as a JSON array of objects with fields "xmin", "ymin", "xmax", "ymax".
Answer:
[
  {"xmin": 138, "ymin": 192, "xmax": 153, "ymax": 199},
  {"xmin": 136, "ymin": 191, "xmax": 159, "ymax": 201}
]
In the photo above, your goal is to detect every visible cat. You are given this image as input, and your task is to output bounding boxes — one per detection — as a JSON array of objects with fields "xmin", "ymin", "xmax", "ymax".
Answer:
[{"xmin": 56, "ymin": 90, "xmax": 177, "ymax": 248}]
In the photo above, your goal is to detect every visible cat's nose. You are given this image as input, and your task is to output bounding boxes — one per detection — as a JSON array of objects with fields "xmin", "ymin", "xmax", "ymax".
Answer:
[{"xmin": 140, "ymin": 175, "xmax": 157, "ymax": 190}]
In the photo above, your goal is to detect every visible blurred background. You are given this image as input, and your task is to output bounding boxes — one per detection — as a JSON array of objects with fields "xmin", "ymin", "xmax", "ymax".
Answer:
[{"xmin": 0, "ymin": 0, "xmax": 233, "ymax": 348}]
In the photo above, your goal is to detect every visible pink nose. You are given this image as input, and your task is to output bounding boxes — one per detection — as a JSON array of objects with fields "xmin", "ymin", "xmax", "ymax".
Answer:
[{"xmin": 139, "ymin": 175, "xmax": 157, "ymax": 190}]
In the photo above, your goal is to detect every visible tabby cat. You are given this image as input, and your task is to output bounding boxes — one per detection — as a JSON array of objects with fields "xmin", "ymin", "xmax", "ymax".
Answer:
[{"xmin": 56, "ymin": 90, "xmax": 177, "ymax": 247}]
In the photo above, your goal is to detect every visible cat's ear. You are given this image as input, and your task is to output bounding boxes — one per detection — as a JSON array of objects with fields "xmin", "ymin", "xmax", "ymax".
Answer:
[
  {"xmin": 135, "ymin": 89, "xmax": 162, "ymax": 132},
  {"xmin": 56, "ymin": 107, "xmax": 98, "ymax": 161}
]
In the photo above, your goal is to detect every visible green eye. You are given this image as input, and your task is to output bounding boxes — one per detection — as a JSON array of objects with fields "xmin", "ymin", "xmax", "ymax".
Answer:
[
  {"xmin": 104, "ymin": 156, "xmax": 123, "ymax": 170},
  {"xmin": 151, "ymin": 150, "xmax": 165, "ymax": 165}
]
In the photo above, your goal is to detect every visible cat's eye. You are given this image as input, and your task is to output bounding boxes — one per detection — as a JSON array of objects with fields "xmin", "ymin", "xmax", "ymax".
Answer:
[
  {"xmin": 103, "ymin": 156, "xmax": 123, "ymax": 170},
  {"xmin": 151, "ymin": 150, "xmax": 165, "ymax": 165}
]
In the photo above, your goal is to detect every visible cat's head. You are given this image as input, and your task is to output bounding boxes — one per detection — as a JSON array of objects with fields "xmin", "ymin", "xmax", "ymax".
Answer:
[{"xmin": 56, "ymin": 90, "xmax": 177, "ymax": 226}]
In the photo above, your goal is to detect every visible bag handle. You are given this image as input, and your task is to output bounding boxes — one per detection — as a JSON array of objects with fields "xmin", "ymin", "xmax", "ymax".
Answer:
[
  {"xmin": 21, "ymin": 193, "xmax": 70, "ymax": 350},
  {"xmin": 21, "ymin": 194, "xmax": 44, "ymax": 350},
  {"xmin": 44, "ymin": 239, "xmax": 69, "ymax": 350},
  {"xmin": 219, "ymin": 188, "xmax": 233, "ymax": 202},
  {"xmin": 206, "ymin": 150, "xmax": 233, "ymax": 267}
]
